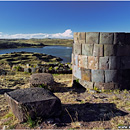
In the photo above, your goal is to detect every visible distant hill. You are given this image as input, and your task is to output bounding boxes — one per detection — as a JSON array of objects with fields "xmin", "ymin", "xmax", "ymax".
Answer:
[{"xmin": 0, "ymin": 38, "xmax": 73, "ymax": 49}]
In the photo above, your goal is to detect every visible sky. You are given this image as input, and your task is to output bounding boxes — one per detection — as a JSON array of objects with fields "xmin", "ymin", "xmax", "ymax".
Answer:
[{"xmin": 0, "ymin": 1, "xmax": 130, "ymax": 39}]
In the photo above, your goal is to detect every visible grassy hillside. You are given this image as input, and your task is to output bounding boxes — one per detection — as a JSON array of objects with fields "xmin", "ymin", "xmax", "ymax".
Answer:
[{"xmin": 0, "ymin": 38, "xmax": 73, "ymax": 49}]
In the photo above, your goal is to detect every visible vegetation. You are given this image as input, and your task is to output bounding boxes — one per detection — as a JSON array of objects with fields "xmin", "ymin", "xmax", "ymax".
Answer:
[
  {"xmin": 0, "ymin": 64, "xmax": 129, "ymax": 129},
  {"xmin": 0, "ymin": 38, "xmax": 73, "ymax": 49},
  {"xmin": 0, "ymin": 52, "xmax": 62, "ymax": 65}
]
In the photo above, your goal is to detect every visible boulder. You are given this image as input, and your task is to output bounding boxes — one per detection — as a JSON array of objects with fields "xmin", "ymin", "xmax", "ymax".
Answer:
[
  {"xmin": 29, "ymin": 73, "xmax": 54, "ymax": 90},
  {"xmin": 4, "ymin": 87, "xmax": 62, "ymax": 122}
]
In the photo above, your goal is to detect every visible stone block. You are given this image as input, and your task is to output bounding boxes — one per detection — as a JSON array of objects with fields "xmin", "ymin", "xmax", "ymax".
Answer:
[
  {"xmin": 82, "ymin": 55, "xmax": 88, "ymax": 69},
  {"xmin": 104, "ymin": 45, "xmax": 117, "ymax": 56},
  {"xmin": 5, "ymin": 88, "xmax": 62, "ymax": 122},
  {"xmin": 74, "ymin": 32, "xmax": 79, "ymax": 44},
  {"xmin": 88, "ymin": 56, "xmax": 99, "ymax": 70},
  {"xmin": 82, "ymin": 44, "xmax": 93, "ymax": 56},
  {"xmin": 73, "ymin": 65, "xmax": 81, "ymax": 79},
  {"xmin": 125, "ymin": 33, "xmax": 130, "ymax": 44},
  {"xmin": 71, "ymin": 53, "xmax": 74, "ymax": 64},
  {"xmin": 73, "ymin": 54, "xmax": 78, "ymax": 66},
  {"xmin": 100, "ymin": 33, "xmax": 114, "ymax": 44},
  {"xmin": 109, "ymin": 56, "xmax": 120, "ymax": 70},
  {"xmin": 81, "ymin": 68, "xmax": 91, "ymax": 81},
  {"xmin": 72, "ymin": 75, "xmax": 78, "ymax": 81},
  {"xmin": 120, "ymin": 57, "xmax": 130, "ymax": 69},
  {"xmin": 78, "ymin": 55, "xmax": 83, "ymax": 68},
  {"xmin": 117, "ymin": 70, "xmax": 130, "ymax": 89},
  {"xmin": 105, "ymin": 70, "xmax": 117, "ymax": 83},
  {"xmin": 122, "ymin": 70, "xmax": 130, "ymax": 80},
  {"xmin": 117, "ymin": 45, "xmax": 130, "ymax": 56},
  {"xmin": 73, "ymin": 43, "xmax": 82, "ymax": 55},
  {"xmin": 99, "ymin": 57, "xmax": 109, "ymax": 70},
  {"xmin": 114, "ymin": 33, "xmax": 125, "ymax": 45},
  {"xmin": 78, "ymin": 32, "xmax": 86, "ymax": 44},
  {"xmin": 24, "ymin": 68, "xmax": 31, "ymax": 73},
  {"xmin": 79, "ymin": 80, "xmax": 93, "ymax": 89},
  {"xmin": 92, "ymin": 70, "xmax": 104, "ymax": 83},
  {"xmin": 86, "ymin": 32, "xmax": 99, "ymax": 44},
  {"xmin": 78, "ymin": 55, "xmax": 88, "ymax": 68},
  {"xmin": 94, "ymin": 82, "xmax": 115, "ymax": 90},
  {"xmin": 93, "ymin": 44, "xmax": 103, "ymax": 56},
  {"xmin": 29, "ymin": 73, "xmax": 54, "ymax": 89}
]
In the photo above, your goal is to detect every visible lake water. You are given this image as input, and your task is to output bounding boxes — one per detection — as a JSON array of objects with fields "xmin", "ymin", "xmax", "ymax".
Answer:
[{"xmin": 0, "ymin": 46, "xmax": 72, "ymax": 63}]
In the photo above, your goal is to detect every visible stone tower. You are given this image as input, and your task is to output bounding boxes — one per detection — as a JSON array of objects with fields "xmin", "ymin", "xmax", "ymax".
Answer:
[{"xmin": 72, "ymin": 32, "xmax": 130, "ymax": 90}]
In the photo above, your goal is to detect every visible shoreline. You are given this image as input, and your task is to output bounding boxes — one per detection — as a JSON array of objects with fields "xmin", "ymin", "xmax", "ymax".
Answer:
[
  {"xmin": 0, "ymin": 44, "xmax": 72, "ymax": 51},
  {"xmin": 0, "ymin": 39, "xmax": 73, "ymax": 50}
]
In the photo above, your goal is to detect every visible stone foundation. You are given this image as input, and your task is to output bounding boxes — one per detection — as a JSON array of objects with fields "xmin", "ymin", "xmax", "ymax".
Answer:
[{"xmin": 72, "ymin": 32, "xmax": 130, "ymax": 90}]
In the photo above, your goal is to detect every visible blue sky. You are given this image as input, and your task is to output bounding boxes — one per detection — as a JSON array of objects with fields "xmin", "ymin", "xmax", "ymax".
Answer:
[{"xmin": 0, "ymin": 1, "xmax": 130, "ymax": 39}]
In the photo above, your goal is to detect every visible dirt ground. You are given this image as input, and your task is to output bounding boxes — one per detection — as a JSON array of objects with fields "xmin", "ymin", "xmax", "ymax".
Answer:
[{"xmin": 0, "ymin": 71, "xmax": 130, "ymax": 129}]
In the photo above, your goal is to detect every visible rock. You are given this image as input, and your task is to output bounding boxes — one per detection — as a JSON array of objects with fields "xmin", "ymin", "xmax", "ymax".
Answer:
[
  {"xmin": 86, "ymin": 32, "xmax": 99, "ymax": 44},
  {"xmin": 31, "ymin": 67, "xmax": 36, "ymax": 73},
  {"xmin": 100, "ymin": 33, "xmax": 114, "ymax": 44},
  {"xmin": 24, "ymin": 68, "xmax": 31, "ymax": 73},
  {"xmin": 114, "ymin": 33, "xmax": 125, "ymax": 45},
  {"xmin": 42, "ymin": 68, "xmax": 46, "ymax": 73},
  {"xmin": 0, "ymin": 69, "xmax": 7, "ymax": 75},
  {"xmin": 26, "ymin": 64, "xmax": 30, "ymax": 68},
  {"xmin": 82, "ymin": 44, "xmax": 93, "ymax": 56},
  {"xmin": 29, "ymin": 73, "xmax": 55, "ymax": 90},
  {"xmin": 78, "ymin": 32, "xmax": 86, "ymax": 44},
  {"xmin": 4, "ymin": 87, "xmax": 62, "ymax": 122},
  {"xmin": 2, "ymin": 125, "xmax": 9, "ymax": 130},
  {"xmin": 88, "ymin": 89, "xmax": 97, "ymax": 94},
  {"xmin": 92, "ymin": 70, "xmax": 104, "ymax": 83},
  {"xmin": 88, "ymin": 56, "xmax": 99, "ymax": 70}
]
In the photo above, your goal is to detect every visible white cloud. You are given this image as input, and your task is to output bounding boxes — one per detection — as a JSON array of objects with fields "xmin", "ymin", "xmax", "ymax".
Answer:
[{"xmin": 0, "ymin": 29, "xmax": 73, "ymax": 39}]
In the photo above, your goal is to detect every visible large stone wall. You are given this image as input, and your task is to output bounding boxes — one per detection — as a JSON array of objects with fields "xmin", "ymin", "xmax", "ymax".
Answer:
[{"xmin": 72, "ymin": 32, "xmax": 130, "ymax": 90}]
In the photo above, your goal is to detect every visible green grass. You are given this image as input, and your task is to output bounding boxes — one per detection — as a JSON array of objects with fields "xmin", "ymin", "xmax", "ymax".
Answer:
[
  {"xmin": 38, "ymin": 84, "xmax": 45, "ymax": 88},
  {"xmin": 26, "ymin": 116, "xmax": 36, "ymax": 128},
  {"xmin": 75, "ymin": 79, "xmax": 79, "ymax": 83},
  {"xmin": 0, "ymin": 38, "xmax": 73, "ymax": 49}
]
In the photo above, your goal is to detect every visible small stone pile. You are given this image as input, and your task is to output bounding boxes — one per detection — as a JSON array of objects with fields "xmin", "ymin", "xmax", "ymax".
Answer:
[{"xmin": 24, "ymin": 63, "xmax": 72, "ymax": 74}]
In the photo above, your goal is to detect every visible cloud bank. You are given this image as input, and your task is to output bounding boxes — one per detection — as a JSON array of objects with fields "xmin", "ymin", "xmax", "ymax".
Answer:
[{"xmin": 0, "ymin": 29, "xmax": 73, "ymax": 39}]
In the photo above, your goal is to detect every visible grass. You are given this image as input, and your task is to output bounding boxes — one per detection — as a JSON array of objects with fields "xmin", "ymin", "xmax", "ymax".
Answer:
[
  {"xmin": 0, "ymin": 69, "xmax": 129, "ymax": 129},
  {"xmin": 75, "ymin": 79, "xmax": 79, "ymax": 83},
  {"xmin": 0, "ymin": 111, "xmax": 18, "ymax": 129},
  {"xmin": 26, "ymin": 116, "xmax": 36, "ymax": 128},
  {"xmin": 0, "ymin": 38, "xmax": 73, "ymax": 49}
]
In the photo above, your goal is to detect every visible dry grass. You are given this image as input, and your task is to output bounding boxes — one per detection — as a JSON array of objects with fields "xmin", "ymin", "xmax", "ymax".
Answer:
[{"xmin": 0, "ymin": 70, "xmax": 130, "ymax": 129}]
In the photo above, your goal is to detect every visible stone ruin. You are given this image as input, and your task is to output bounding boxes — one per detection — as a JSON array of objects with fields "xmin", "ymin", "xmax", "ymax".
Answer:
[
  {"xmin": 18, "ymin": 63, "xmax": 72, "ymax": 74},
  {"xmin": 5, "ymin": 87, "xmax": 62, "ymax": 122},
  {"xmin": 72, "ymin": 32, "xmax": 130, "ymax": 90},
  {"xmin": 29, "ymin": 73, "xmax": 55, "ymax": 91}
]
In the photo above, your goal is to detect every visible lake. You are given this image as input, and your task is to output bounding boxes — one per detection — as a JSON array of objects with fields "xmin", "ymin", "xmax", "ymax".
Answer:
[{"xmin": 0, "ymin": 46, "xmax": 72, "ymax": 63}]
